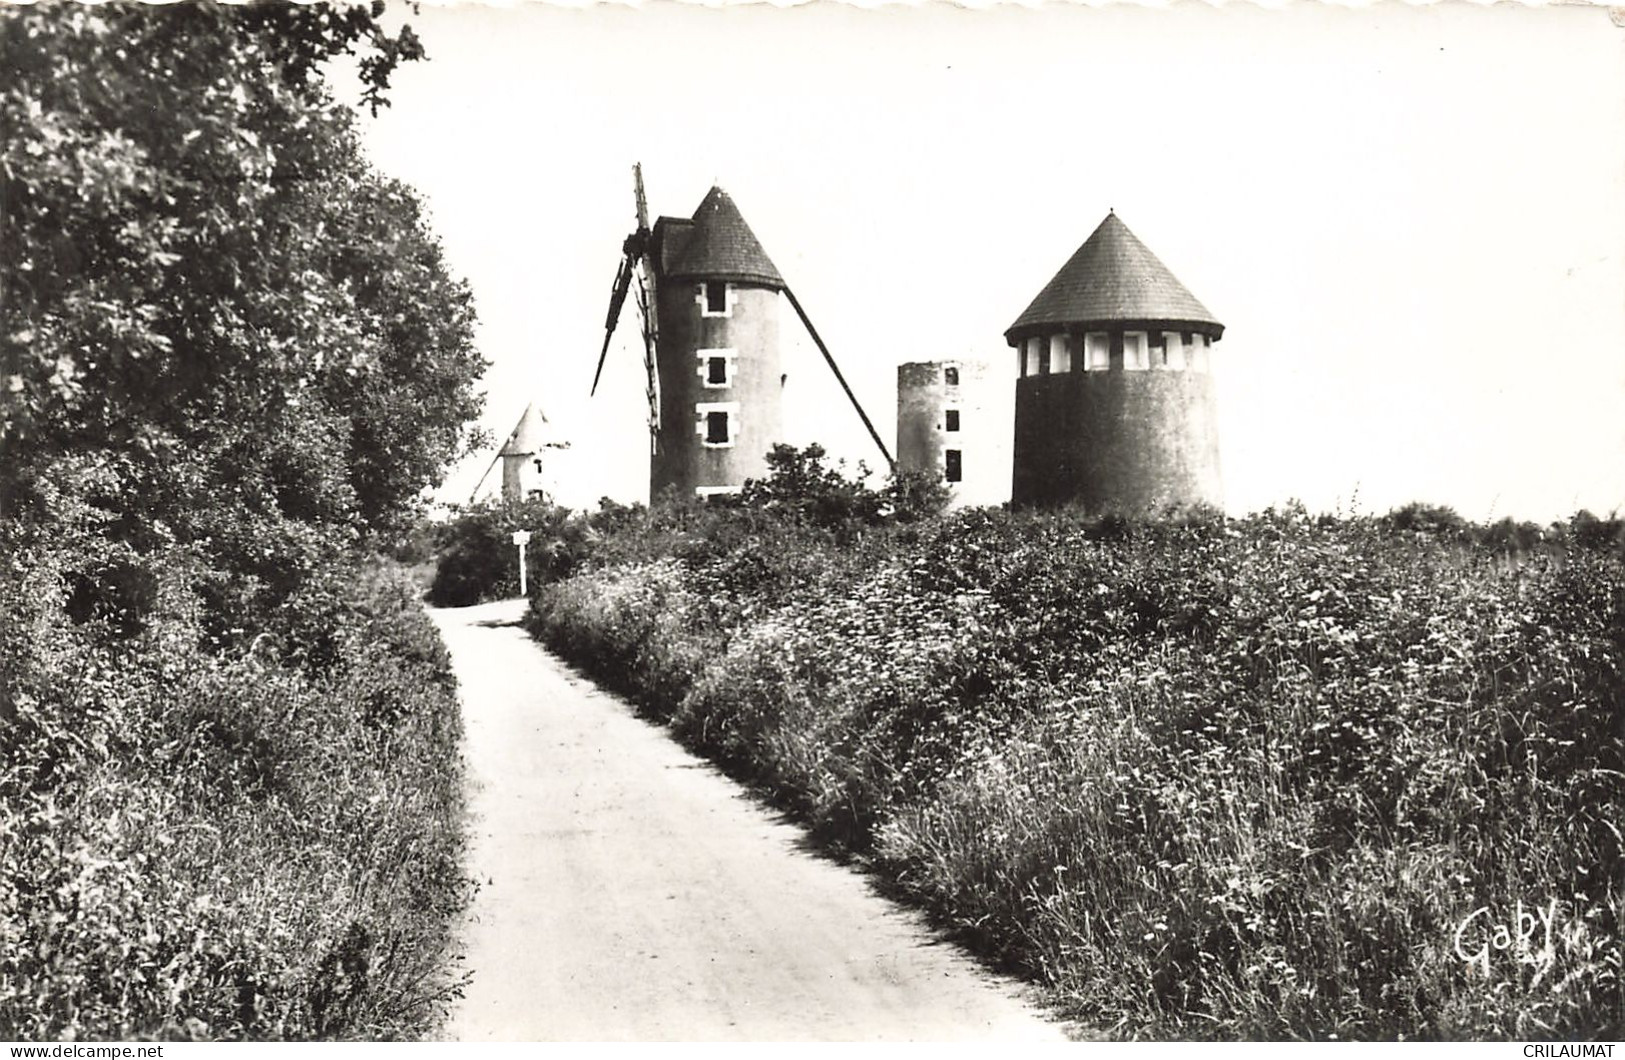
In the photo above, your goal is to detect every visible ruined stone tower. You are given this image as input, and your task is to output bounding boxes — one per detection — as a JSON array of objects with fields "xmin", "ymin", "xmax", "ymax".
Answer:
[
  {"xmin": 1005, "ymin": 212, "xmax": 1223, "ymax": 512},
  {"xmin": 896, "ymin": 358, "xmax": 1012, "ymax": 508}
]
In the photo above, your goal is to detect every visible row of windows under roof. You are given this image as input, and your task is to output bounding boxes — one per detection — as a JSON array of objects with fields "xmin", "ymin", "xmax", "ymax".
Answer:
[{"xmin": 1019, "ymin": 331, "xmax": 1211, "ymax": 377}]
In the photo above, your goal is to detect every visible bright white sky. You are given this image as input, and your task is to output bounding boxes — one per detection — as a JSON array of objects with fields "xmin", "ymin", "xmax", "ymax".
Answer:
[{"xmin": 355, "ymin": 1, "xmax": 1625, "ymax": 522}]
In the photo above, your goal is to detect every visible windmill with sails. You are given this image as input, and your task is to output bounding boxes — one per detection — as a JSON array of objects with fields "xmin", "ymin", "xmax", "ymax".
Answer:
[{"xmin": 591, "ymin": 165, "xmax": 891, "ymax": 499}]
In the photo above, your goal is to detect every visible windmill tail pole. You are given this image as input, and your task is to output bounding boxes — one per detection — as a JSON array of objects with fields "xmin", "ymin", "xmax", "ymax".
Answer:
[{"xmin": 783, "ymin": 286, "xmax": 894, "ymax": 469}]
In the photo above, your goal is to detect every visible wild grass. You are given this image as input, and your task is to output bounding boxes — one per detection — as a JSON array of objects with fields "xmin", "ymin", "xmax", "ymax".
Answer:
[{"xmin": 528, "ymin": 500, "xmax": 1624, "ymax": 1039}]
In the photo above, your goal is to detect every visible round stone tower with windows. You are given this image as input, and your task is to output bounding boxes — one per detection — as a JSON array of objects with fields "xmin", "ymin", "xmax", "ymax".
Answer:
[
  {"xmin": 649, "ymin": 187, "xmax": 785, "ymax": 499},
  {"xmin": 1006, "ymin": 212, "xmax": 1223, "ymax": 512}
]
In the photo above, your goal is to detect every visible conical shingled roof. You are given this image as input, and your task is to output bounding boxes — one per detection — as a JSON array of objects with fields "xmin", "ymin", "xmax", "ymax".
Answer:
[
  {"xmin": 659, "ymin": 186, "xmax": 785, "ymax": 289},
  {"xmin": 1006, "ymin": 213, "xmax": 1222, "ymax": 340},
  {"xmin": 498, "ymin": 402, "xmax": 555, "ymax": 457}
]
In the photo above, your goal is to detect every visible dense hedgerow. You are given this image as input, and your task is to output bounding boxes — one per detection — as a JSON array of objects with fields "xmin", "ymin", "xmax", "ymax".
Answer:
[
  {"xmin": 0, "ymin": 550, "xmax": 471, "ymax": 1040},
  {"xmin": 425, "ymin": 497, "xmax": 607, "ymax": 607},
  {"xmin": 430, "ymin": 444, "xmax": 950, "ymax": 608},
  {"xmin": 528, "ymin": 477, "xmax": 1624, "ymax": 1040}
]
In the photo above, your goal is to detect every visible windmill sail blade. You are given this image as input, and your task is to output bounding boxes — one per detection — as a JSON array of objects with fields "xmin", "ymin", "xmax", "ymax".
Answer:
[
  {"xmin": 596, "ymin": 163, "xmax": 663, "ymax": 450},
  {"xmin": 637, "ymin": 258, "xmax": 660, "ymax": 443},
  {"xmin": 637, "ymin": 272, "xmax": 660, "ymax": 453},
  {"xmin": 591, "ymin": 252, "xmax": 636, "ymax": 397},
  {"xmin": 630, "ymin": 162, "xmax": 661, "ymax": 448},
  {"xmin": 784, "ymin": 285, "xmax": 895, "ymax": 468},
  {"xmin": 633, "ymin": 162, "xmax": 650, "ymax": 234}
]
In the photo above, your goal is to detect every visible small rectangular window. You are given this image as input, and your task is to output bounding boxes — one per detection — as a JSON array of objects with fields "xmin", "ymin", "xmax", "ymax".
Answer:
[
  {"xmin": 1161, "ymin": 331, "xmax": 1186, "ymax": 370},
  {"xmin": 1024, "ymin": 337, "xmax": 1042, "ymax": 377},
  {"xmin": 705, "ymin": 281, "xmax": 728, "ymax": 314},
  {"xmin": 945, "ymin": 449, "xmax": 962, "ymax": 483},
  {"xmin": 945, "ymin": 409, "xmax": 960, "ymax": 432},
  {"xmin": 1085, "ymin": 332, "xmax": 1110, "ymax": 371},
  {"xmin": 696, "ymin": 400, "xmax": 738, "ymax": 447},
  {"xmin": 1049, "ymin": 334, "xmax": 1071, "ymax": 374},
  {"xmin": 696, "ymin": 348, "xmax": 735, "ymax": 388},
  {"xmin": 944, "ymin": 366, "xmax": 959, "ymax": 386},
  {"xmin": 1191, "ymin": 334, "xmax": 1211, "ymax": 373},
  {"xmin": 1123, "ymin": 331, "xmax": 1149, "ymax": 371}
]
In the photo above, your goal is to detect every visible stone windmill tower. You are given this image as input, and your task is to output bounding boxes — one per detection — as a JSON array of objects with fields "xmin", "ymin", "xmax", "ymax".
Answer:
[
  {"xmin": 1005, "ymin": 212, "xmax": 1224, "ymax": 512},
  {"xmin": 592, "ymin": 166, "xmax": 892, "ymax": 500}
]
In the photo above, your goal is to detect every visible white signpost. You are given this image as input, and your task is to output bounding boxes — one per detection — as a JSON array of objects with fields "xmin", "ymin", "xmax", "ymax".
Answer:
[{"xmin": 511, "ymin": 529, "xmax": 532, "ymax": 597}]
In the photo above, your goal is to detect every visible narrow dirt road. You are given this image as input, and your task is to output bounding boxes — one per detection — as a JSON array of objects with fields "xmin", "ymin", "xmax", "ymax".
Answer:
[{"xmin": 428, "ymin": 598, "xmax": 1067, "ymax": 1042}]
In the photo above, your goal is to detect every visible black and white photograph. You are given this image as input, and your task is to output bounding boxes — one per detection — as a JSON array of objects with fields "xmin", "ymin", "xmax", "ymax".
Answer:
[{"xmin": 2, "ymin": 0, "xmax": 1622, "ymax": 1045}]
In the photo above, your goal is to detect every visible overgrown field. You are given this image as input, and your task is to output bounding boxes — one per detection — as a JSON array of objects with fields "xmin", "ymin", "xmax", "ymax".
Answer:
[{"xmin": 527, "ymin": 475, "xmax": 1624, "ymax": 1039}]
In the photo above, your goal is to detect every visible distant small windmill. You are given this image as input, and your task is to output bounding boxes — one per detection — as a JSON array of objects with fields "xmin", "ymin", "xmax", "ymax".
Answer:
[
  {"xmin": 591, "ymin": 164, "xmax": 892, "ymax": 500},
  {"xmin": 469, "ymin": 401, "xmax": 570, "ymax": 505}
]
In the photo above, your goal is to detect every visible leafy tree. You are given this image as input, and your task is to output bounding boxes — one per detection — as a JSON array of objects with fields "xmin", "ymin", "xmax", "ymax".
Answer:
[
  {"xmin": 427, "ymin": 497, "xmax": 577, "ymax": 608},
  {"xmin": 882, "ymin": 465, "xmax": 955, "ymax": 524},
  {"xmin": 739, "ymin": 443, "xmax": 884, "ymax": 534},
  {"xmin": 1, "ymin": 1, "xmax": 485, "ymax": 636}
]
